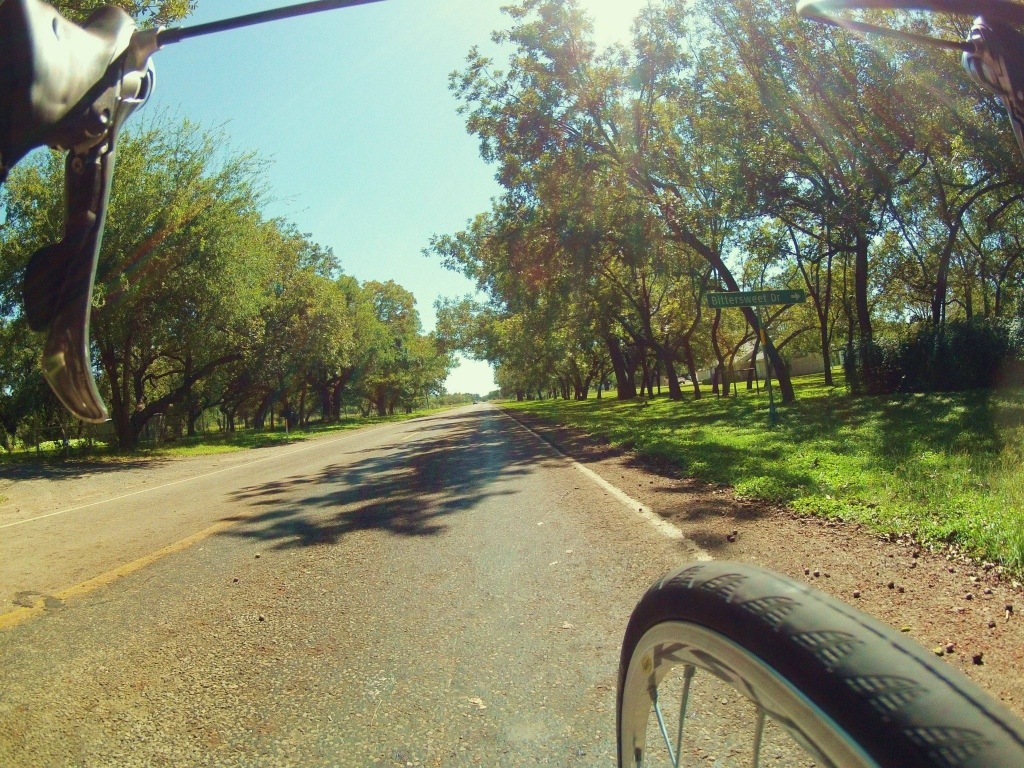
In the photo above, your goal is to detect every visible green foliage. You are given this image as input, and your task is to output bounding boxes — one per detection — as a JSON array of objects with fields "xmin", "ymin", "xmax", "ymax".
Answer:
[
  {"xmin": 0, "ymin": 405, "xmax": 451, "ymax": 462},
  {"xmin": 846, "ymin": 319, "xmax": 1024, "ymax": 395},
  {"xmin": 506, "ymin": 372, "xmax": 1024, "ymax": 572},
  {"xmin": 1, "ymin": 117, "xmax": 451, "ymax": 449},
  {"xmin": 734, "ymin": 475, "xmax": 797, "ymax": 504},
  {"xmin": 432, "ymin": 0, "xmax": 1024, "ymax": 409},
  {"xmin": 429, "ymin": 392, "xmax": 477, "ymax": 407},
  {"xmin": 357, "ymin": 281, "xmax": 452, "ymax": 416},
  {"xmin": 51, "ymin": 0, "xmax": 194, "ymax": 26}
]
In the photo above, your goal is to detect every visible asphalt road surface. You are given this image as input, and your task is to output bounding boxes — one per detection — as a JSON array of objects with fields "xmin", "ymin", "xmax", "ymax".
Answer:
[{"xmin": 0, "ymin": 405, "xmax": 709, "ymax": 767}]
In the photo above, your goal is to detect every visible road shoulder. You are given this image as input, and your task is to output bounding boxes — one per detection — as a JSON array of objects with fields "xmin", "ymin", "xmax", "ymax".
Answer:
[{"xmin": 500, "ymin": 405, "xmax": 1024, "ymax": 718}]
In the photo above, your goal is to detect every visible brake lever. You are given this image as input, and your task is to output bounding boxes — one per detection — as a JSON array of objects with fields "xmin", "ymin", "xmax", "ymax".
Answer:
[
  {"xmin": 797, "ymin": 0, "xmax": 1024, "ymax": 161},
  {"xmin": 25, "ymin": 141, "xmax": 119, "ymax": 422},
  {"xmin": 19, "ymin": 15, "xmax": 155, "ymax": 423},
  {"xmin": 2, "ymin": 0, "xmax": 385, "ymax": 423},
  {"xmin": 962, "ymin": 16, "xmax": 1024, "ymax": 156}
]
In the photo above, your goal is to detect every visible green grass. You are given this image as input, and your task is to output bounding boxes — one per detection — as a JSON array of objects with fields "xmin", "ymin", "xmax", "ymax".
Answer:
[
  {"xmin": 505, "ymin": 372, "xmax": 1024, "ymax": 573},
  {"xmin": 0, "ymin": 406, "xmax": 452, "ymax": 463},
  {"xmin": 151, "ymin": 409, "xmax": 443, "ymax": 458}
]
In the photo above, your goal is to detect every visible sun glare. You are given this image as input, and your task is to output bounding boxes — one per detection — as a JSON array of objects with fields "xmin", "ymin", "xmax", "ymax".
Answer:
[{"xmin": 583, "ymin": 0, "xmax": 651, "ymax": 46}]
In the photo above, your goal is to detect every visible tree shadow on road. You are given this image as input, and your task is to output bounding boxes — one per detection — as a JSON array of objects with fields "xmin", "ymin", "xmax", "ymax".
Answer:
[
  {"xmin": 0, "ymin": 457, "xmax": 169, "ymax": 484},
  {"xmin": 219, "ymin": 410, "xmax": 561, "ymax": 549}
]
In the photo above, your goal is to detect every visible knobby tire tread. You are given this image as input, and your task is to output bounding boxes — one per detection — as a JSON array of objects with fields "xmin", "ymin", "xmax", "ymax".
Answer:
[{"xmin": 618, "ymin": 561, "xmax": 1024, "ymax": 768}]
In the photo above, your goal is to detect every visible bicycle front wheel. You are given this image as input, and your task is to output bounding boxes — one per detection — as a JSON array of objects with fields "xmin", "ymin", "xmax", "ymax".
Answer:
[{"xmin": 617, "ymin": 561, "xmax": 1024, "ymax": 767}]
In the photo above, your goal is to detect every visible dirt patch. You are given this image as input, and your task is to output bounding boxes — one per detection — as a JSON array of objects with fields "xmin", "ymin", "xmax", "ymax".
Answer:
[{"xmin": 503, "ymin": 406, "xmax": 1024, "ymax": 718}]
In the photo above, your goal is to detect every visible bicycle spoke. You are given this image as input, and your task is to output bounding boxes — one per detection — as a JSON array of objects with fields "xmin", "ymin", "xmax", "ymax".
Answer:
[
  {"xmin": 651, "ymin": 685, "xmax": 679, "ymax": 767},
  {"xmin": 674, "ymin": 664, "xmax": 695, "ymax": 763},
  {"xmin": 750, "ymin": 706, "xmax": 766, "ymax": 768}
]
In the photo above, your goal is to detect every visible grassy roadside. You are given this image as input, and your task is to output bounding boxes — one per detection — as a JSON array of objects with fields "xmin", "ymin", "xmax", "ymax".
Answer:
[
  {"xmin": 0, "ymin": 406, "xmax": 454, "ymax": 464},
  {"xmin": 505, "ymin": 373, "xmax": 1024, "ymax": 574}
]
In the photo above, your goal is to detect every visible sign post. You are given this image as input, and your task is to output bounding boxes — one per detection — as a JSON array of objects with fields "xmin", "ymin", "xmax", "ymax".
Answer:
[{"xmin": 706, "ymin": 289, "xmax": 807, "ymax": 425}]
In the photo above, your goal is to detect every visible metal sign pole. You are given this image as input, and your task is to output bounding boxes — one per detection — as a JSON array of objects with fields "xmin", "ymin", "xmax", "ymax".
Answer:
[{"xmin": 759, "ymin": 308, "xmax": 778, "ymax": 426}]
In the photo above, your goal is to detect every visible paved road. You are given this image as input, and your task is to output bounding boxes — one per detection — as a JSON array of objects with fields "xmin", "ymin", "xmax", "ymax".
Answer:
[{"xmin": 0, "ymin": 405, "xmax": 703, "ymax": 766}]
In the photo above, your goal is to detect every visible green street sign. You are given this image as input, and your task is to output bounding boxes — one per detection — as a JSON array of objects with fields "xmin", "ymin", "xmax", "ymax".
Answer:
[{"xmin": 706, "ymin": 289, "xmax": 807, "ymax": 308}]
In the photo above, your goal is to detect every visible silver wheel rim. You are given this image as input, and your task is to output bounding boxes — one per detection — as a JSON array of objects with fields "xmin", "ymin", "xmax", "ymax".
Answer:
[{"xmin": 619, "ymin": 621, "xmax": 880, "ymax": 768}]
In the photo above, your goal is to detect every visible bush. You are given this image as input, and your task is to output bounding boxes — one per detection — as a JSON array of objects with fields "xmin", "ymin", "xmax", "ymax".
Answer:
[{"xmin": 845, "ymin": 318, "xmax": 1024, "ymax": 395}]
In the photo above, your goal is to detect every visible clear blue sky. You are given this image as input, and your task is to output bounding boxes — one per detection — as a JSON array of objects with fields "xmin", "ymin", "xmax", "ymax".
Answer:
[{"xmin": 148, "ymin": 0, "xmax": 646, "ymax": 395}]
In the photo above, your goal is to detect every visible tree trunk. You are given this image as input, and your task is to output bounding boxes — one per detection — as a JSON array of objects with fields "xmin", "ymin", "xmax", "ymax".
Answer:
[
  {"xmin": 653, "ymin": 197, "xmax": 795, "ymax": 402},
  {"xmin": 681, "ymin": 338, "xmax": 701, "ymax": 399},
  {"xmin": 320, "ymin": 385, "xmax": 333, "ymax": 423},
  {"xmin": 334, "ymin": 386, "xmax": 346, "ymax": 420},
  {"xmin": 820, "ymin": 324, "xmax": 834, "ymax": 387},
  {"xmin": 711, "ymin": 310, "xmax": 728, "ymax": 397},
  {"xmin": 854, "ymin": 232, "xmax": 872, "ymax": 342},
  {"xmin": 748, "ymin": 338, "xmax": 761, "ymax": 390},
  {"xmin": 662, "ymin": 354, "xmax": 682, "ymax": 400},
  {"xmin": 931, "ymin": 242, "xmax": 953, "ymax": 325},
  {"xmin": 114, "ymin": 414, "xmax": 136, "ymax": 451},
  {"xmin": 254, "ymin": 391, "xmax": 274, "ymax": 430},
  {"xmin": 187, "ymin": 406, "xmax": 202, "ymax": 437},
  {"xmin": 605, "ymin": 334, "xmax": 636, "ymax": 399},
  {"xmin": 640, "ymin": 355, "xmax": 652, "ymax": 397}
]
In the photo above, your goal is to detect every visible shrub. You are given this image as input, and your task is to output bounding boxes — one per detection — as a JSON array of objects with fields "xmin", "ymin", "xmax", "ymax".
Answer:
[{"xmin": 845, "ymin": 319, "xmax": 1024, "ymax": 395}]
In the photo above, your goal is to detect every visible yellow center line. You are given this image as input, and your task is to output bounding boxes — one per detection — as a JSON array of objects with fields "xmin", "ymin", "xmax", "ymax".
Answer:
[
  {"xmin": 0, "ymin": 413, "xmax": 456, "ymax": 632},
  {"xmin": 0, "ymin": 516, "xmax": 245, "ymax": 632}
]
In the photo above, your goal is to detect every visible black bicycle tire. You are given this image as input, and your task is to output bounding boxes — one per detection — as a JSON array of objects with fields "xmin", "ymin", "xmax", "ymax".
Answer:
[{"xmin": 617, "ymin": 561, "xmax": 1024, "ymax": 768}]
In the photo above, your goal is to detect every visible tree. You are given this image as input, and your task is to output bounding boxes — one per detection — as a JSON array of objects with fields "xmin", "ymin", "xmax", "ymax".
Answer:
[
  {"xmin": 445, "ymin": 0, "xmax": 798, "ymax": 401},
  {"xmin": 359, "ymin": 280, "xmax": 451, "ymax": 415},
  {"xmin": 52, "ymin": 0, "xmax": 194, "ymax": 26},
  {"xmin": 433, "ymin": 0, "xmax": 1024, "ymax": 402},
  {"xmin": 1, "ymin": 117, "xmax": 279, "ymax": 448}
]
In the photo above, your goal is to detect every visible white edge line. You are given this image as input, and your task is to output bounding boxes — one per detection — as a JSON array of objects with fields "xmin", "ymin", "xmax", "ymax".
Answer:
[
  {"xmin": 1, "ymin": 421, "xmax": 401, "ymax": 530},
  {"xmin": 498, "ymin": 410, "xmax": 713, "ymax": 562}
]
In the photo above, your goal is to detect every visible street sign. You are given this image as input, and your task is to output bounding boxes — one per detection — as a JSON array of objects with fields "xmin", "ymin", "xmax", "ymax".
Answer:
[{"xmin": 706, "ymin": 290, "xmax": 806, "ymax": 308}]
